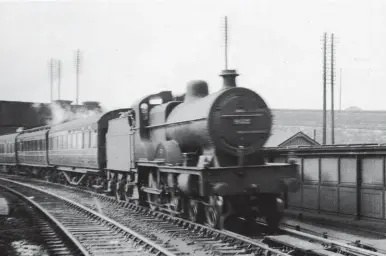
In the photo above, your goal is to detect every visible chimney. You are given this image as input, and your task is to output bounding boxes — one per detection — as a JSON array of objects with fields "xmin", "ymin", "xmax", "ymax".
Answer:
[
  {"xmin": 220, "ymin": 69, "xmax": 239, "ymax": 89},
  {"xmin": 82, "ymin": 101, "xmax": 101, "ymax": 111}
]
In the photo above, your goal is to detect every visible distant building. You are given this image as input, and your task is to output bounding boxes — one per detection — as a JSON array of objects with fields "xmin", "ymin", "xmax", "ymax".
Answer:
[
  {"xmin": 264, "ymin": 131, "xmax": 319, "ymax": 148},
  {"xmin": 0, "ymin": 100, "xmax": 102, "ymax": 135},
  {"xmin": 278, "ymin": 131, "xmax": 320, "ymax": 147}
]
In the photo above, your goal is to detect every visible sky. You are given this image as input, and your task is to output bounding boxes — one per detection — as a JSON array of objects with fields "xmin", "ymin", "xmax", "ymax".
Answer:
[{"xmin": 0, "ymin": 0, "xmax": 385, "ymax": 111}]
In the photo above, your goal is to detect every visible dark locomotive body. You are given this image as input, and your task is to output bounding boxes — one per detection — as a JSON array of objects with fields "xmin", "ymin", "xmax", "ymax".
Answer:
[{"xmin": 0, "ymin": 69, "xmax": 300, "ymax": 231}]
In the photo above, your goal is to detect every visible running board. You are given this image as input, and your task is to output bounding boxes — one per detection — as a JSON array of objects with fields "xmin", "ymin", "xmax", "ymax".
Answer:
[{"xmin": 142, "ymin": 187, "xmax": 162, "ymax": 195}]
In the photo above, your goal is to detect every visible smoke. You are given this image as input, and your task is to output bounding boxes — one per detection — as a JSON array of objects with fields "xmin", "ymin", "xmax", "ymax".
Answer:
[
  {"xmin": 31, "ymin": 102, "xmax": 105, "ymax": 126},
  {"xmin": 48, "ymin": 102, "xmax": 104, "ymax": 125}
]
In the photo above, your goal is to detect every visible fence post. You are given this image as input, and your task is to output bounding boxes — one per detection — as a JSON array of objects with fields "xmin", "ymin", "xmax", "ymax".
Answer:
[{"xmin": 356, "ymin": 155, "xmax": 362, "ymax": 220}]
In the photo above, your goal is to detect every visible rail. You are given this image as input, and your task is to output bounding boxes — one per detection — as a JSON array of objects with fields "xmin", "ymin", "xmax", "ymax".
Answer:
[{"xmin": 0, "ymin": 178, "xmax": 177, "ymax": 256}]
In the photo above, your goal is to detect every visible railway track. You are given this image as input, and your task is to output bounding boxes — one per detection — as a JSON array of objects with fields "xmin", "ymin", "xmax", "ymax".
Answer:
[
  {"xmin": 0, "ymin": 187, "xmax": 84, "ymax": 256},
  {"xmin": 0, "ymin": 176, "xmax": 288, "ymax": 256},
  {"xmin": 1, "ymin": 174, "xmax": 386, "ymax": 256},
  {"xmin": 254, "ymin": 220, "xmax": 386, "ymax": 256},
  {"xmin": 0, "ymin": 179, "xmax": 181, "ymax": 256},
  {"xmin": 279, "ymin": 220, "xmax": 386, "ymax": 254}
]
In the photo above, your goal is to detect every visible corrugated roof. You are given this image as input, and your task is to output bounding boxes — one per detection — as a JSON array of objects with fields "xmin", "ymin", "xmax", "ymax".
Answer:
[
  {"xmin": 0, "ymin": 133, "xmax": 18, "ymax": 141},
  {"xmin": 49, "ymin": 114, "xmax": 104, "ymax": 132}
]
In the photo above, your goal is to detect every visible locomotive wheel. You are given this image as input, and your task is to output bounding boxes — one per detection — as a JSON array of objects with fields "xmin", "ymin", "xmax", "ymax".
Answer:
[
  {"xmin": 204, "ymin": 196, "xmax": 223, "ymax": 229},
  {"xmin": 261, "ymin": 195, "xmax": 283, "ymax": 234},
  {"xmin": 187, "ymin": 199, "xmax": 205, "ymax": 224},
  {"xmin": 57, "ymin": 172, "xmax": 67, "ymax": 185},
  {"xmin": 115, "ymin": 180, "xmax": 125, "ymax": 201},
  {"xmin": 147, "ymin": 172, "xmax": 161, "ymax": 210},
  {"xmin": 124, "ymin": 183, "xmax": 140, "ymax": 205},
  {"xmin": 168, "ymin": 194, "xmax": 181, "ymax": 216}
]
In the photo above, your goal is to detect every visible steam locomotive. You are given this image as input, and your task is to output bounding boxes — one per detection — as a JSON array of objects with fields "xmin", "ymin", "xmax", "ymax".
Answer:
[{"xmin": 0, "ymin": 69, "xmax": 300, "ymax": 231}]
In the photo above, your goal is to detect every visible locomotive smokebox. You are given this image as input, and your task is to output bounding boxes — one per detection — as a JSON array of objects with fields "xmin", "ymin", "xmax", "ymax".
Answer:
[
  {"xmin": 220, "ymin": 69, "xmax": 239, "ymax": 89},
  {"xmin": 185, "ymin": 80, "xmax": 209, "ymax": 102}
]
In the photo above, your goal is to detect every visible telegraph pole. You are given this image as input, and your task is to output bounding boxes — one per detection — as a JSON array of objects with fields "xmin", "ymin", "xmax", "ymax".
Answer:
[
  {"xmin": 57, "ymin": 60, "xmax": 61, "ymax": 100},
  {"xmin": 224, "ymin": 16, "xmax": 228, "ymax": 70},
  {"xmin": 75, "ymin": 49, "xmax": 81, "ymax": 105},
  {"xmin": 322, "ymin": 32, "xmax": 327, "ymax": 145},
  {"xmin": 331, "ymin": 33, "xmax": 335, "ymax": 145},
  {"xmin": 50, "ymin": 58, "xmax": 54, "ymax": 103},
  {"xmin": 340, "ymin": 68, "xmax": 342, "ymax": 111}
]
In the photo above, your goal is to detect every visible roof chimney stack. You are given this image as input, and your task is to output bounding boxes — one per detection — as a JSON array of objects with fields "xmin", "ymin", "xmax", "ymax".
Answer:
[
  {"xmin": 53, "ymin": 100, "xmax": 72, "ymax": 108},
  {"xmin": 220, "ymin": 69, "xmax": 239, "ymax": 89},
  {"xmin": 82, "ymin": 101, "xmax": 101, "ymax": 111}
]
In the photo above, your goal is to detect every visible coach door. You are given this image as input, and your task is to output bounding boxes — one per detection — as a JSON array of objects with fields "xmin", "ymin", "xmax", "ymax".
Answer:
[{"xmin": 128, "ymin": 111, "xmax": 136, "ymax": 170}]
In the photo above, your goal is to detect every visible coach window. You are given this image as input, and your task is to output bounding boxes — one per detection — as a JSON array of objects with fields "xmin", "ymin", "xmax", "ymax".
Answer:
[
  {"xmin": 71, "ymin": 133, "xmax": 75, "ymax": 149},
  {"xmin": 83, "ymin": 131, "xmax": 90, "ymax": 148},
  {"xmin": 62, "ymin": 135, "xmax": 66, "ymax": 149},
  {"xmin": 61, "ymin": 136, "xmax": 65, "ymax": 149},
  {"xmin": 67, "ymin": 134, "xmax": 71, "ymax": 149},
  {"xmin": 66, "ymin": 134, "xmax": 70, "ymax": 149},
  {"xmin": 90, "ymin": 131, "xmax": 97, "ymax": 148},
  {"xmin": 72, "ymin": 134, "xmax": 75, "ymax": 149}
]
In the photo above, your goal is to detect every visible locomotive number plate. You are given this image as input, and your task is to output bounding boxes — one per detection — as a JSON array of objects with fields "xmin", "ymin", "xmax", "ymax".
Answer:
[{"xmin": 233, "ymin": 118, "xmax": 251, "ymax": 125}]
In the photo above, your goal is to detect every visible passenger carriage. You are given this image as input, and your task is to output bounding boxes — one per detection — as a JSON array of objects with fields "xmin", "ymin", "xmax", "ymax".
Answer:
[
  {"xmin": 47, "ymin": 109, "xmax": 129, "ymax": 186},
  {"xmin": 0, "ymin": 133, "xmax": 18, "ymax": 172},
  {"xmin": 17, "ymin": 126, "xmax": 50, "ymax": 169}
]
